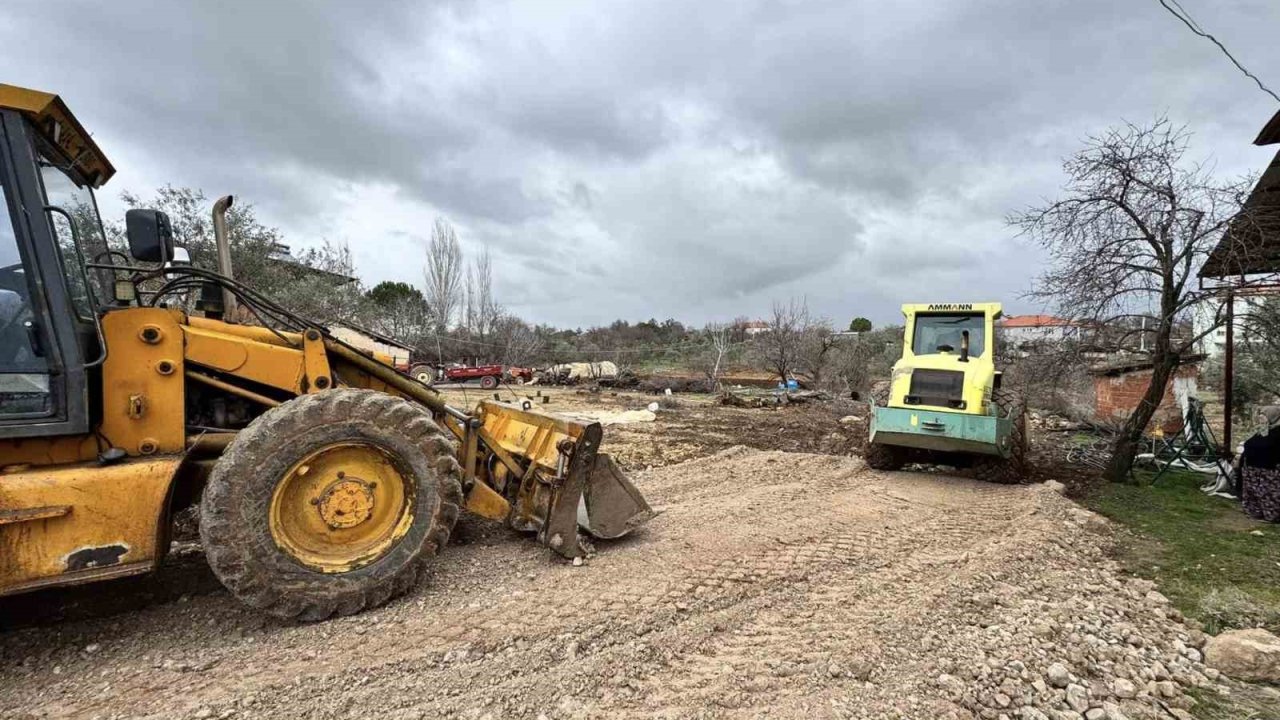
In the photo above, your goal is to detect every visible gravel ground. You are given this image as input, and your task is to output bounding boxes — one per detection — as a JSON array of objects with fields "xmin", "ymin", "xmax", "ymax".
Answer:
[{"xmin": 1, "ymin": 443, "xmax": 1260, "ymax": 720}]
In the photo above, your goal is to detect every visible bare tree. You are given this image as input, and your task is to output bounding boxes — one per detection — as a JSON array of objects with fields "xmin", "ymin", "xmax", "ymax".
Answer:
[
  {"xmin": 754, "ymin": 298, "xmax": 811, "ymax": 386},
  {"xmin": 699, "ymin": 323, "xmax": 732, "ymax": 390},
  {"xmin": 424, "ymin": 218, "xmax": 464, "ymax": 362},
  {"xmin": 1012, "ymin": 118, "xmax": 1252, "ymax": 482},
  {"xmin": 491, "ymin": 313, "xmax": 542, "ymax": 367},
  {"xmin": 798, "ymin": 324, "xmax": 839, "ymax": 387},
  {"xmin": 829, "ymin": 326, "xmax": 901, "ymax": 398},
  {"xmin": 424, "ymin": 218, "xmax": 464, "ymax": 329},
  {"xmin": 463, "ymin": 246, "xmax": 500, "ymax": 342}
]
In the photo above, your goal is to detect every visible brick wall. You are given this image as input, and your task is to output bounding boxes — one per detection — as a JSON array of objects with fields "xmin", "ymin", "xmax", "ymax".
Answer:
[{"xmin": 1093, "ymin": 365, "xmax": 1198, "ymax": 433}]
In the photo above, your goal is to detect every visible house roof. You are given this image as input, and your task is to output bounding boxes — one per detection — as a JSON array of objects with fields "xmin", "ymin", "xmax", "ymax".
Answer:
[
  {"xmin": 268, "ymin": 243, "xmax": 358, "ymax": 284},
  {"xmin": 997, "ymin": 314, "xmax": 1078, "ymax": 328},
  {"xmin": 1200, "ymin": 109, "xmax": 1280, "ymax": 278}
]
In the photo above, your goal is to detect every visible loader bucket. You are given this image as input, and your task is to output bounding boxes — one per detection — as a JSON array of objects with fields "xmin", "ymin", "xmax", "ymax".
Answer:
[
  {"xmin": 578, "ymin": 453, "xmax": 656, "ymax": 539},
  {"xmin": 536, "ymin": 425, "xmax": 655, "ymax": 558},
  {"xmin": 470, "ymin": 400, "xmax": 655, "ymax": 559}
]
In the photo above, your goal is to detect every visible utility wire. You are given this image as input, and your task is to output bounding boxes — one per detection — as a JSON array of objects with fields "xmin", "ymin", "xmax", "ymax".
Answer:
[{"xmin": 1156, "ymin": 0, "xmax": 1280, "ymax": 104}]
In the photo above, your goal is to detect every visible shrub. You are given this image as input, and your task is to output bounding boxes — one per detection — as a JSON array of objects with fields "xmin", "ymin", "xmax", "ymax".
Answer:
[{"xmin": 1197, "ymin": 586, "xmax": 1280, "ymax": 634}]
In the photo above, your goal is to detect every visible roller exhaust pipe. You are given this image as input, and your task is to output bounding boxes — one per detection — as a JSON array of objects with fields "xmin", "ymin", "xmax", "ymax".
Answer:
[{"xmin": 212, "ymin": 195, "xmax": 236, "ymax": 318}]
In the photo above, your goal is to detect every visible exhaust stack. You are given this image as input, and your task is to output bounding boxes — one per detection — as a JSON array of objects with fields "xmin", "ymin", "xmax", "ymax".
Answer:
[{"xmin": 212, "ymin": 195, "xmax": 236, "ymax": 318}]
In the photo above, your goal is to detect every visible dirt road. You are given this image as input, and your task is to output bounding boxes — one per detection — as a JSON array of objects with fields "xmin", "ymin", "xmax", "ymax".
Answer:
[{"xmin": 1, "ymin": 443, "xmax": 1233, "ymax": 720}]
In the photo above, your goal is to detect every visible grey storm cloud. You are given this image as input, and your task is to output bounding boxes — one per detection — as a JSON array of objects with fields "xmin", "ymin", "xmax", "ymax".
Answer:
[{"xmin": 3, "ymin": 0, "xmax": 1279, "ymax": 327}]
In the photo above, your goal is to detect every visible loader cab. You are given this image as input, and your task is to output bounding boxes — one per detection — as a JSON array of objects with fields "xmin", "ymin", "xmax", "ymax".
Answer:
[{"xmin": 0, "ymin": 84, "xmax": 117, "ymax": 439}]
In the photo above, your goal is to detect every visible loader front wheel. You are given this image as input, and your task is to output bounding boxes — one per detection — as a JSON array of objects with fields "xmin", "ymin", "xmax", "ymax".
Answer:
[
  {"xmin": 200, "ymin": 389, "xmax": 462, "ymax": 621},
  {"xmin": 970, "ymin": 388, "xmax": 1028, "ymax": 485}
]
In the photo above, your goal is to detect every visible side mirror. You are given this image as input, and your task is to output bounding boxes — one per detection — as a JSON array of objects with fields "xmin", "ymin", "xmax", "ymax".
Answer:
[
  {"xmin": 125, "ymin": 209, "xmax": 175, "ymax": 263},
  {"xmin": 163, "ymin": 246, "xmax": 191, "ymax": 281}
]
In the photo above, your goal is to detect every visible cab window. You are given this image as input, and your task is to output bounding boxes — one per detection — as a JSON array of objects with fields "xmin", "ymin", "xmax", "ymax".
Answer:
[
  {"xmin": 912, "ymin": 313, "xmax": 986, "ymax": 357},
  {"xmin": 0, "ymin": 180, "xmax": 53, "ymax": 417},
  {"xmin": 34, "ymin": 136, "xmax": 111, "ymax": 318}
]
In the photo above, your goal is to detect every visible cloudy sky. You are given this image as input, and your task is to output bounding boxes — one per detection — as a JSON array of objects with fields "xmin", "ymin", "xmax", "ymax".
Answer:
[{"xmin": 4, "ymin": 0, "xmax": 1279, "ymax": 328}]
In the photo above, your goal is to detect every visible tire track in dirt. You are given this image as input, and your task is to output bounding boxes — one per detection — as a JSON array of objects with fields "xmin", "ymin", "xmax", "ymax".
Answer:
[
  {"xmin": 0, "ymin": 450, "xmax": 1036, "ymax": 719},
  {"xmin": 197, "ymin": 457, "xmax": 1029, "ymax": 719}
]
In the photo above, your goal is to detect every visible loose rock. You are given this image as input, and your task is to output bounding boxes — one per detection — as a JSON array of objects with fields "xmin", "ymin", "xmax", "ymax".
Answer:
[{"xmin": 1204, "ymin": 628, "xmax": 1280, "ymax": 684}]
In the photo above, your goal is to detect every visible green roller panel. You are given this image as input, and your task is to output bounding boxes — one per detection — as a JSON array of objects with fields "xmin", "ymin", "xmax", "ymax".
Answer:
[{"xmin": 870, "ymin": 406, "xmax": 1012, "ymax": 457}]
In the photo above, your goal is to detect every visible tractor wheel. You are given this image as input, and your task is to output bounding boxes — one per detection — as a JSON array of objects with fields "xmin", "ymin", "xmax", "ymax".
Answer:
[
  {"xmin": 480, "ymin": 375, "xmax": 498, "ymax": 390},
  {"xmin": 970, "ymin": 388, "xmax": 1028, "ymax": 485},
  {"xmin": 863, "ymin": 381, "xmax": 906, "ymax": 470},
  {"xmin": 199, "ymin": 388, "xmax": 462, "ymax": 621},
  {"xmin": 408, "ymin": 363, "xmax": 435, "ymax": 385}
]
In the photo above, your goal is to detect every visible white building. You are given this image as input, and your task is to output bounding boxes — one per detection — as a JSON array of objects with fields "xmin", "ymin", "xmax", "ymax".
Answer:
[
  {"xmin": 1191, "ymin": 291, "xmax": 1279, "ymax": 359},
  {"xmin": 996, "ymin": 315, "xmax": 1082, "ymax": 347}
]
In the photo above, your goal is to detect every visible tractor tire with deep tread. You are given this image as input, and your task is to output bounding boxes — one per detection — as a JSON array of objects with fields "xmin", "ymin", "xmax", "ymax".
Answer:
[
  {"xmin": 408, "ymin": 363, "xmax": 435, "ymax": 385},
  {"xmin": 863, "ymin": 381, "xmax": 907, "ymax": 470},
  {"xmin": 199, "ymin": 388, "xmax": 462, "ymax": 621},
  {"xmin": 970, "ymin": 388, "xmax": 1028, "ymax": 485}
]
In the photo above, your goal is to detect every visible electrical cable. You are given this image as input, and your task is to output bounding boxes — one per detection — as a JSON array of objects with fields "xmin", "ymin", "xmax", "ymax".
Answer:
[
  {"xmin": 93, "ymin": 261, "xmax": 307, "ymax": 345},
  {"xmin": 146, "ymin": 274, "xmax": 300, "ymax": 346},
  {"xmin": 1155, "ymin": 0, "xmax": 1280, "ymax": 104}
]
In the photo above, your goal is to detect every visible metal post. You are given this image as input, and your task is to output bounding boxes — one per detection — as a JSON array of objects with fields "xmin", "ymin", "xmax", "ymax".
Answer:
[{"xmin": 1223, "ymin": 289, "xmax": 1234, "ymax": 452}]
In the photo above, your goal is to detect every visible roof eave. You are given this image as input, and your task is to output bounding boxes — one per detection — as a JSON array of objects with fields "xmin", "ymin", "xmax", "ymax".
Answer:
[{"xmin": 1257, "ymin": 109, "xmax": 1280, "ymax": 146}]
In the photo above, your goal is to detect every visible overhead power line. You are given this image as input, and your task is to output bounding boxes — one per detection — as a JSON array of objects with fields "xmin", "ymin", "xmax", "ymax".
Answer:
[{"xmin": 1156, "ymin": 0, "xmax": 1280, "ymax": 104}]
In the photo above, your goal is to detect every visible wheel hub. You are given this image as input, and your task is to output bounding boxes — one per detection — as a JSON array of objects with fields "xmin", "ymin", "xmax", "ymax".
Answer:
[
  {"xmin": 268, "ymin": 441, "xmax": 416, "ymax": 573},
  {"xmin": 317, "ymin": 476, "xmax": 376, "ymax": 529}
]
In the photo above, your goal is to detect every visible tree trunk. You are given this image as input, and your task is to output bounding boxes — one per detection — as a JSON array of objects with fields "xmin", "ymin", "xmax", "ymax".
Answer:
[{"xmin": 1103, "ymin": 352, "xmax": 1179, "ymax": 483}]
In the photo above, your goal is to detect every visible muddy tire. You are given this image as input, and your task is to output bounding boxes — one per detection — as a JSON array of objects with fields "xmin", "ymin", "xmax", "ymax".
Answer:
[
  {"xmin": 199, "ymin": 389, "xmax": 462, "ymax": 621},
  {"xmin": 970, "ymin": 388, "xmax": 1028, "ymax": 485},
  {"xmin": 480, "ymin": 375, "xmax": 498, "ymax": 390},
  {"xmin": 408, "ymin": 363, "xmax": 435, "ymax": 385}
]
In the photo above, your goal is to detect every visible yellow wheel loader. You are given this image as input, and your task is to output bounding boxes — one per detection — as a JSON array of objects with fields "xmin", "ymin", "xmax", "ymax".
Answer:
[
  {"xmin": 0, "ymin": 84, "xmax": 653, "ymax": 620},
  {"xmin": 865, "ymin": 303, "xmax": 1028, "ymax": 483}
]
